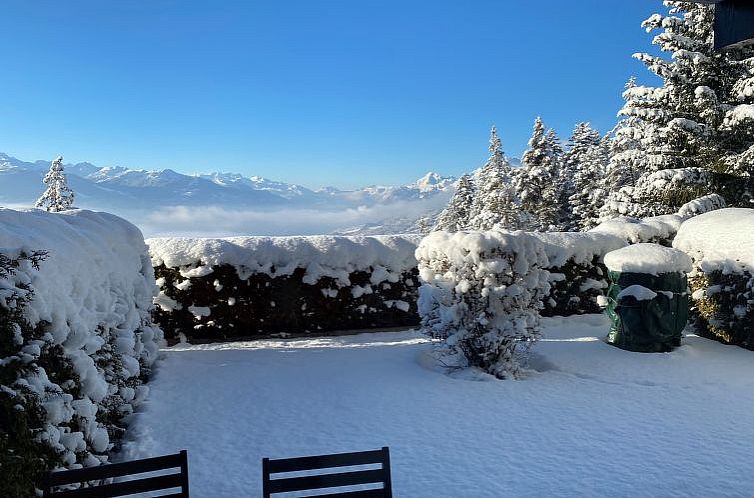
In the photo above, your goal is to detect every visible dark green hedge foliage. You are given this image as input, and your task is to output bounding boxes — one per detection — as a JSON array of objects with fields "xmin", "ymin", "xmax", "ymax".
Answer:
[
  {"xmin": 689, "ymin": 269, "xmax": 754, "ymax": 349},
  {"xmin": 153, "ymin": 263, "xmax": 422, "ymax": 342}
]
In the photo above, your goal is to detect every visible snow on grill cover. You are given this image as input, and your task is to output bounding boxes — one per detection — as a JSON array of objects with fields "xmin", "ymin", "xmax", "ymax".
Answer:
[{"xmin": 0, "ymin": 208, "xmax": 162, "ymax": 478}]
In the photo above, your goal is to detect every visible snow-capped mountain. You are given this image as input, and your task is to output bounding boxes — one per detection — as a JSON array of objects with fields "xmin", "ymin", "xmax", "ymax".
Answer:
[{"xmin": 0, "ymin": 153, "xmax": 455, "ymax": 236}]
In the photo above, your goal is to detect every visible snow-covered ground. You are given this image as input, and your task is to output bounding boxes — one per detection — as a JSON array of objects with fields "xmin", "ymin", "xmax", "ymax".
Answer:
[{"xmin": 121, "ymin": 315, "xmax": 754, "ymax": 497}]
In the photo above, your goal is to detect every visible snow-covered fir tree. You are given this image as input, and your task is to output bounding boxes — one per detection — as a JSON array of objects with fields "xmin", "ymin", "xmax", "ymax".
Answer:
[
  {"xmin": 599, "ymin": 77, "xmax": 648, "ymax": 221},
  {"xmin": 468, "ymin": 126, "xmax": 520, "ymax": 230},
  {"xmin": 604, "ymin": 2, "xmax": 754, "ymax": 218},
  {"xmin": 564, "ymin": 123, "xmax": 608, "ymax": 231},
  {"xmin": 433, "ymin": 174, "xmax": 475, "ymax": 232},
  {"xmin": 36, "ymin": 156, "xmax": 75, "ymax": 212},
  {"xmin": 415, "ymin": 215, "xmax": 432, "ymax": 234},
  {"xmin": 516, "ymin": 117, "xmax": 562, "ymax": 231}
]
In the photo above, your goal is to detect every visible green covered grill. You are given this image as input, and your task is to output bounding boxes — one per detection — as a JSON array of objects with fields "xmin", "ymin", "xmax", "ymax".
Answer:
[{"xmin": 602, "ymin": 244, "xmax": 692, "ymax": 353}]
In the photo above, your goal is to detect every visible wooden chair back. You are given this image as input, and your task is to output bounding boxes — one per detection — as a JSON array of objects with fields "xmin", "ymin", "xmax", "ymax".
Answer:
[
  {"xmin": 42, "ymin": 450, "xmax": 189, "ymax": 497},
  {"xmin": 262, "ymin": 446, "xmax": 392, "ymax": 497}
]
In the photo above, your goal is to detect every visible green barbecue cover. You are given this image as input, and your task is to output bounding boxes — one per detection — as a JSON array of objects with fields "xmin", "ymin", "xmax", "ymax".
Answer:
[{"xmin": 605, "ymin": 270, "xmax": 688, "ymax": 353}]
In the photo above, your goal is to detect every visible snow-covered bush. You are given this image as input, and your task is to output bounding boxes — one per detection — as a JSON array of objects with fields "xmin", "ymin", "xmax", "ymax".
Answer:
[
  {"xmin": 417, "ymin": 230, "xmax": 550, "ymax": 379},
  {"xmin": 673, "ymin": 208, "xmax": 754, "ymax": 349},
  {"xmin": 148, "ymin": 235, "xmax": 422, "ymax": 341},
  {"xmin": 0, "ymin": 208, "xmax": 162, "ymax": 496},
  {"xmin": 532, "ymin": 232, "xmax": 626, "ymax": 316}
]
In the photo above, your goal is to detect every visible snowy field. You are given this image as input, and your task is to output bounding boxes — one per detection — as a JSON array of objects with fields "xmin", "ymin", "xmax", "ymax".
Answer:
[{"xmin": 120, "ymin": 315, "xmax": 754, "ymax": 497}]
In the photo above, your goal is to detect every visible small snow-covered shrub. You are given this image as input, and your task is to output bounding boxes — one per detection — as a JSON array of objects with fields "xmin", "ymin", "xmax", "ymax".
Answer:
[
  {"xmin": 0, "ymin": 209, "xmax": 162, "ymax": 496},
  {"xmin": 148, "ymin": 235, "xmax": 422, "ymax": 341},
  {"xmin": 417, "ymin": 230, "xmax": 550, "ymax": 379},
  {"xmin": 674, "ymin": 208, "xmax": 754, "ymax": 349},
  {"xmin": 532, "ymin": 232, "xmax": 626, "ymax": 316}
]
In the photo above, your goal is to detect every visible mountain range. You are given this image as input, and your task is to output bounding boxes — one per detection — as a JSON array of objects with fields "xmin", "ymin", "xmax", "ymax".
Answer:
[{"xmin": 0, "ymin": 153, "xmax": 458, "ymax": 236}]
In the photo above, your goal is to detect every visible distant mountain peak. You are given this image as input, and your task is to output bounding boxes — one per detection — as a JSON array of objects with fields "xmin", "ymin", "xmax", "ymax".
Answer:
[{"xmin": 413, "ymin": 171, "xmax": 455, "ymax": 193}]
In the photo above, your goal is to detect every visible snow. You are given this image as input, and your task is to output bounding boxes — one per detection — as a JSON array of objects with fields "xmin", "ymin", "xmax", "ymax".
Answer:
[
  {"xmin": 121, "ymin": 316, "xmax": 754, "ymax": 497},
  {"xmin": 530, "ymin": 232, "xmax": 626, "ymax": 267},
  {"xmin": 673, "ymin": 208, "xmax": 754, "ymax": 273},
  {"xmin": 604, "ymin": 243, "xmax": 692, "ymax": 275},
  {"xmin": 0, "ymin": 207, "xmax": 162, "ymax": 466},
  {"xmin": 147, "ymin": 235, "xmax": 422, "ymax": 286},
  {"xmin": 590, "ymin": 214, "xmax": 683, "ymax": 244},
  {"xmin": 725, "ymin": 104, "xmax": 754, "ymax": 127},
  {"xmin": 616, "ymin": 285, "xmax": 658, "ymax": 301}
]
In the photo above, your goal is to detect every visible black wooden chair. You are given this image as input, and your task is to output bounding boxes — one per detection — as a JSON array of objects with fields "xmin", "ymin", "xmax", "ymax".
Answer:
[
  {"xmin": 42, "ymin": 450, "xmax": 189, "ymax": 497},
  {"xmin": 262, "ymin": 447, "xmax": 392, "ymax": 498}
]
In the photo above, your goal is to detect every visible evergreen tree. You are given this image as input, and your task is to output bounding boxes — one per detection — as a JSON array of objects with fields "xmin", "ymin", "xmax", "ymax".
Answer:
[
  {"xmin": 517, "ymin": 118, "xmax": 562, "ymax": 231},
  {"xmin": 35, "ymin": 156, "xmax": 75, "ymax": 212},
  {"xmin": 566, "ymin": 125, "xmax": 609, "ymax": 231},
  {"xmin": 416, "ymin": 215, "xmax": 432, "ymax": 234},
  {"xmin": 600, "ymin": 77, "xmax": 648, "ymax": 221},
  {"xmin": 604, "ymin": 2, "xmax": 754, "ymax": 218},
  {"xmin": 434, "ymin": 174, "xmax": 474, "ymax": 232},
  {"xmin": 468, "ymin": 126, "xmax": 520, "ymax": 231}
]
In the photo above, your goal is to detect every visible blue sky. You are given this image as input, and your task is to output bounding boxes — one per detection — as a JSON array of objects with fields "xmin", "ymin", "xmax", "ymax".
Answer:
[{"xmin": 1, "ymin": 0, "xmax": 663, "ymax": 188}]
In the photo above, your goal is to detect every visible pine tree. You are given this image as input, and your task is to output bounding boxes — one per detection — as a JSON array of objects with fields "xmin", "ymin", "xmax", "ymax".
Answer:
[
  {"xmin": 468, "ymin": 126, "xmax": 520, "ymax": 231},
  {"xmin": 517, "ymin": 118, "xmax": 562, "ymax": 231},
  {"xmin": 433, "ymin": 174, "xmax": 475, "ymax": 232},
  {"xmin": 603, "ymin": 2, "xmax": 754, "ymax": 218},
  {"xmin": 566, "ymin": 125, "xmax": 609, "ymax": 231},
  {"xmin": 36, "ymin": 156, "xmax": 75, "ymax": 212},
  {"xmin": 599, "ymin": 78, "xmax": 648, "ymax": 221}
]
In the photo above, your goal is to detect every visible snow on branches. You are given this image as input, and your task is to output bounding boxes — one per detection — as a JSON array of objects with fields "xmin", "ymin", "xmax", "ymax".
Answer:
[{"xmin": 417, "ymin": 230, "xmax": 550, "ymax": 379}]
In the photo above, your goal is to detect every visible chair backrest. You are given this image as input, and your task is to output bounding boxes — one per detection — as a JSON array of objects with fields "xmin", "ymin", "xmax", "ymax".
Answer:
[
  {"xmin": 262, "ymin": 447, "xmax": 392, "ymax": 498},
  {"xmin": 42, "ymin": 450, "xmax": 189, "ymax": 498}
]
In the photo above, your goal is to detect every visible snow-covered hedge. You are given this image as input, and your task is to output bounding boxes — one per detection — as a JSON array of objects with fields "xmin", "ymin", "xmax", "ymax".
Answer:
[
  {"xmin": 673, "ymin": 208, "xmax": 754, "ymax": 349},
  {"xmin": 591, "ymin": 194, "xmax": 726, "ymax": 246},
  {"xmin": 147, "ymin": 235, "xmax": 423, "ymax": 341},
  {"xmin": 0, "ymin": 209, "xmax": 162, "ymax": 496},
  {"xmin": 532, "ymin": 232, "xmax": 626, "ymax": 316},
  {"xmin": 417, "ymin": 231, "xmax": 552, "ymax": 378}
]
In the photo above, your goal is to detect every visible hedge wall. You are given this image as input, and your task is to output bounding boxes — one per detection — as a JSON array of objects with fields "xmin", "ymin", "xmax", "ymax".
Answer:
[
  {"xmin": 153, "ymin": 263, "xmax": 420, "ymax": 342},
  {"xmin": 688, "ymin": 269, "xmax": 754, "ymax": 349},
  {"xmin": 147, "ymin": 235, "xmax": 422, "ymax": 342}
]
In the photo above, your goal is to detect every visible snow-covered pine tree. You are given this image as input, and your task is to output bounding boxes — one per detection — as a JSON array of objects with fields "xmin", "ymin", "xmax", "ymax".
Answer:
[
  {"xmin": 468, "ymin": 126, "xmax": 520, "ymax": 231},
  {"xmin": 606, "ymin": 2, "xmax": 754, "ymax": 217},
  {"xmin": 722, "ymin": 47, "xmax": 754, "ymax": 180},
  {"xmin": 36, "ymin": 156, "xmax": 75, "ymax": 212},
  {"xmin": 599, "ymin": 77, "xmax": 649, "ymax": 221},
  {"xmin": 433, "ymin": 174, "xmax": 475, "ymax": 232},
  {"xmin": 517, "ymin": 117, "xmax": 562, "ymax": 231},
  {"xmin": 416, "ymin": 215, "xmax": 432, "ymax": 234},
  {"xmin": 564, "ymin": 123, "xmax": 608, "ymax": 231}
]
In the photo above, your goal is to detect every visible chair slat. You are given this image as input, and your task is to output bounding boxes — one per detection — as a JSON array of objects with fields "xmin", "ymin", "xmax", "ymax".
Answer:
[
  {"xmin": 46, "ymin": 473, "xmax": 183, "ymax": 498},
  {"xmin": 265, "ymin": 449, "xmax": 385, "ymax": 473},
  {"xmin": 45, "ymin": 453, "xmax": 184, "ymax": 486},
  {"xmin": 268, "ymin": 469, "xmax": 386, "ymax": 494},
  {"xmin": 302, "ymin": 488, "xmax": 388, "ymax": 498}
]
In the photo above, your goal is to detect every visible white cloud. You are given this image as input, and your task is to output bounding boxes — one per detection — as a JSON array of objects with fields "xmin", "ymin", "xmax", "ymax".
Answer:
[{"xmin": 130, "ymin": 194, "xmax": 450, "ymax": 237}]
